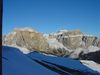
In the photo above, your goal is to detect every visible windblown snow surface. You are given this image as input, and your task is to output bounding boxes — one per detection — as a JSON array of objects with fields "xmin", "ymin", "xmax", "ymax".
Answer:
[{"xmin": 2, "ymin": 46, "xmax": 100, "ymax": 75}]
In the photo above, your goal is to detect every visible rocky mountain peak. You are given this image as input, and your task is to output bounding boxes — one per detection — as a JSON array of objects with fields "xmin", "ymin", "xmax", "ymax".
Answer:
[
  {"xmin": 2, "ymin": 27, "xmax": 50, "ymax": 54},
  {"xmin": 64, "ymin": 29, "xmax": 84, "ymax": 36}
]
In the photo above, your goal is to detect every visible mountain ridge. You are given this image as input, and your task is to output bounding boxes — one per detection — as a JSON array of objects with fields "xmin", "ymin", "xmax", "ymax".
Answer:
[{"xmin": 2, "ymin": 27, "xmax": 100, "ymax": 62}]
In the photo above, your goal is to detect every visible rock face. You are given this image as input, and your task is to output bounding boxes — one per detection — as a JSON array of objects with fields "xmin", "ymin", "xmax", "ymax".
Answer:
[
  {"xmin": 2, "ymin": 27, "xmax": 100, "ymax": 60},
  {"xmin": 2, "ymin": 27, "xmax": 50, "ymax": 53},
  {"xmin": 57, "ymin": 30, "xmax": 100, "ymax": 49}
]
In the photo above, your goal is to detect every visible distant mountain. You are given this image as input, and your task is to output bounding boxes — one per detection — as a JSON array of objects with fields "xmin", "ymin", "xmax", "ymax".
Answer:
[
  {"xmin": 2, "ymin": 27, "xmax": 100, "ymax": 63},
  {"xmin": 2, "ymin": 46, "xmax": 100, "ymax": 75}
]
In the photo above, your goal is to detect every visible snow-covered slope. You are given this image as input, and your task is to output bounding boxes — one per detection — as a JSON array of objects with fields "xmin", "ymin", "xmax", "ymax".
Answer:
[
  {"xmin": 2, "ymin": 46, "xmax": 59, "ymax": 75},
  {"xmin": 46, "ymin": 38, "xmax": 67, "ymax": 49},
  {"xmin": 84, "ymin": 46, "xmax": 100, "ymax": 54},
  {"xmin": 6, "ymin": 45, "xmax": 30, "ymax": 54},
  {"xmin": 27, "ymin": 52, "xmax": 100, "ymax": 75},
  {"xmin": 2, "ymin": 46, "xmax": 100, "ymax": 75},
  {"xmin": 80, "ymin": 60, "xmax": 100, "ymax": 73}
]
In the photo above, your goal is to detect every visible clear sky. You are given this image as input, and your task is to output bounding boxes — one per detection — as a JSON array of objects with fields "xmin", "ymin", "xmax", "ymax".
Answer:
[{"xmin": 3, "ymin": 0, "xmax": 100, "ymax": 36}]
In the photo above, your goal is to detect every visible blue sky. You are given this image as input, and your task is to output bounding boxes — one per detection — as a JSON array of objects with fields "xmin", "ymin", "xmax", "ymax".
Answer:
[{"xmin": 3, "ymin": 0, "xmax": 100, "ymax": 36}]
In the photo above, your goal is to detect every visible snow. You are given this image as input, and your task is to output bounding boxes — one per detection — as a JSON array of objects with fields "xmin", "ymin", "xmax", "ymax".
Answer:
[
  {"xmin": 13, "ymin": 46, "xmax": 30, "ymax": 54},
  {"xmin": 27, "ymin": 52, "xmax": 100, "ymax": 75},
  {"xmin": 41, "ymin": 53, "xmax": 57, "ymax": 57},
  {"xmin": 80, "ymin": 60, "xmax": 100, "ymax": 73},
  {"xmin": 44, "ymin": 32, "xmax": 67, "ymax": 50},
  {"xmin": 14, "ymin": 27, "xmax": 36, "ymax": 32},
  {"xmin": 46, "ymin": 38, "xmax": 67, "ymax": 49},
  {"xmin": 2, "ymin": 46, "xmax": 59, "ymax": 75},
  {"xmin": 80, "ymin": 41, "xmax": 85, "ymax": 46},
  {"xmin": 88, "ymin": 46, "xmax": 100, "ymax": 52},
  {"xmin": 50, "ymin": 32, "xmax": 57, "ymax": 35},
  {"xmin": 84, "ymin": 46, "xmax": 100, "ymax": 54},
  {"xmin": 69, "ymin": 48, "xmax": 84, "ymax": 58},
  {"xmin": 68, "ymin": 46, "xmax": 100, "ymax": 58},
  {"xmin": 8, "ymin": 31, "xmax": 16, "ymax": 36},
  {"xmin": 2, "ymin": 46, "xmax": 100, "ymax": 75},
  {"xmin": 43, "ymin": 34, "xmax": 49, "ymax": 39},
  {"xmin": 5, "ymin": 31, "xmax": 17, "ymax": 40},
  {"xmin": 6, "ymin": 45, "xmax": 30, "ymax": 54}
]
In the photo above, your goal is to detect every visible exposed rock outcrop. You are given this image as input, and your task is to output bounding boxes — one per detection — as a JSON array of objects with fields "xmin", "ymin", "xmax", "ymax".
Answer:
[
  {"xmin": 2, "ymin": 27, "xmax": 50, "ymax": 53},
  {"xmin": 57, "ymin": 30, "xmax": 100, "ymax": 49}
]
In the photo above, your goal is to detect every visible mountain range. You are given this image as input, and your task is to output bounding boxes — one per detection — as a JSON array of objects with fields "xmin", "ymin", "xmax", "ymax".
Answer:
[{"xmin": 2, "ymin": 27, "xmax": 100, "ymax": 73}]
